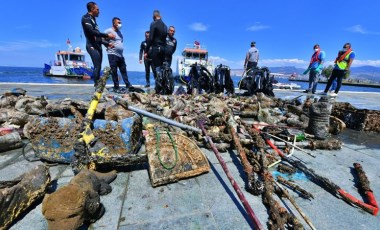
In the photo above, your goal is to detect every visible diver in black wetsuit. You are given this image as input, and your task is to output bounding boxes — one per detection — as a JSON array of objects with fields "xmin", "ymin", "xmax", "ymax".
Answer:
[
  {"xmin": 145, "ymin": 10, "xmax": 167, "ymax": 80},
  {"xmin": 81, "ymin": 2, "xmax": 115, "ymax": 87},
  {"xmin": 139, "ymin": 31, "xmax": 153, "ymax": 88},
  {"xmin": 165, "ymin": 26, "xmax": 177, "ymax": 67}
]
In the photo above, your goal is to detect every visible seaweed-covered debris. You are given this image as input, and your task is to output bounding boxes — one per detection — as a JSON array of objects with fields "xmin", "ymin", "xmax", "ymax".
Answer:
[
  {"xmin": 0, "ymin": 165, "xmax": 50, "ymax": 229},
  {"xmin": 332, "ymin": 102, "xmax": 380, "ymax": 132}
]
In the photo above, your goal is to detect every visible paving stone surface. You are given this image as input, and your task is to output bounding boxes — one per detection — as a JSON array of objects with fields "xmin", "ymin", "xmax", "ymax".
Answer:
[{"xmin": 0, "ymin": 84, "xmax": 379, "ymax": 229}]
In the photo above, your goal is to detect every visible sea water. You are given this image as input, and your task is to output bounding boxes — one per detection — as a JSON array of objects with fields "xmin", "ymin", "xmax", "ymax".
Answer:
[{"xmin": 1, "ymin": 66, "xmax": 380, "ymax": 93}]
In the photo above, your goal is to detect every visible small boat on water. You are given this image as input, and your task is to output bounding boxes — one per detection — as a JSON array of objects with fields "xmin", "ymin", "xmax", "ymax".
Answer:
[
  {"xmin": 273, "ymin": 82, "xmax": 301, "ymax": 90},
  {"xmin": 176, "ymin": 41, "xmax": 214, "ymax": 81},
  {"xmin": 43, "ymin": 45, "xmax": 93, "ymax": 80}
]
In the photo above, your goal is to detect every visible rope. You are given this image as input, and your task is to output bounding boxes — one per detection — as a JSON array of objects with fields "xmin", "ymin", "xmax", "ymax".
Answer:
[{"xmin": 155, "ymin": 130, "xmax": 179, "ymax": 170}]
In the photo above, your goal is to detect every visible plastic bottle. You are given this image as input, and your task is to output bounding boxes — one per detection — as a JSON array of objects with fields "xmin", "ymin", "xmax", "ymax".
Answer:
[{"xmin": 287, "ymin": 129, "xmax": 306, "ymax": 142}]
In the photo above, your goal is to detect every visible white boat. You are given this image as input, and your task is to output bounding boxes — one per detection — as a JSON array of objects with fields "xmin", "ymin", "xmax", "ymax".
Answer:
[
  {"xmin": 176, "ymin": 41, "xmax": 214, "ymax": 81},
  {"xmin": 43, "ymin": 45, "xmax": 93, "ymax": 80},
  {"xmin": 273, "ymin": 82, "xmax": 301, "ymax": 90}
]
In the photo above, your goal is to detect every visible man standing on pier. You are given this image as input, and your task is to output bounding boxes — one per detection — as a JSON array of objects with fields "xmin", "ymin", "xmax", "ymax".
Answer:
[
  {"xmin": 244, "ymin": 41, "xmax": 259, "ymax": 70},
  {"xmin": 303, "ymin": 44, "xmax": 325, "ymax": 94},
  {"xmin": 321, "ymin": 43, "xmax": 355, "ymax": 97},
  {"xmin": 82, "ymin": 2, "xmax": 115, "ymax": 87},
  {"xmin": 145, "ymin": 10, "xmax": 168, "ymax": 81},
  {"xmin": 165, "ymin": 26, "xmax": 177, "ymax": 68},
  {"xmin": 104, "ymin": 17, "xmax": 131, "ymax": 92},
  {"xmin": 139, "ymin": 31, "xmax": 153, "ymax": 88}
]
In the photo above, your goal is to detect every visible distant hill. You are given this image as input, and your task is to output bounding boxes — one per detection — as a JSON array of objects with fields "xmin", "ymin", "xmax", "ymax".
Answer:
[
  {"xmin": 231, "ymin": 65, "xmax": 380, "ymax": 81},
  {"xmin": 231, "ymin": 66, "xmax": 306, "ymax": 76},
  {"xmin": 350, "ymin": 65, "xmax": 380, "ymax": 73}
]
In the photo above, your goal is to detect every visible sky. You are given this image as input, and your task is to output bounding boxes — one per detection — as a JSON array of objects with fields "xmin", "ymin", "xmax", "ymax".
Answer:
[{"xmin": 1, "ymin": 0, "xmax": 380, "ymax": 72}]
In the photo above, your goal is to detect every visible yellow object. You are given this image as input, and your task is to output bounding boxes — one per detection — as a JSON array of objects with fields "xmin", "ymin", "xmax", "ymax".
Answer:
[
  {"xmin": 336, "ymin": 51, "xmax": 353, "ymax": 70},
  {"xmin": 145, "ymin": 123, "xmax": 155, "ymax": 131},
  {"xmin": 88, "ymin": 161, "xmax": 96, "ymax": 170}
]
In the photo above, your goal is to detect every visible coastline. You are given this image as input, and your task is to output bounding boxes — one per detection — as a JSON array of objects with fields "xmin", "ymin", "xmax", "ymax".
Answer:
[
  {"xmin": 1, "ymin": 83, "xmax": 380, "ymax": 110},
  {"xmin": 289, "ymin": 79, "xmax": 380, "ymax": 88}
]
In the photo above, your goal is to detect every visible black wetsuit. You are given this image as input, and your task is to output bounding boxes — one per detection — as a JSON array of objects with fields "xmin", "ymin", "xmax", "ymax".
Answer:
[
  {"xmin": 146, "ymin": 18, "xmax": 167, "ymax": 77},
  {"xmin": 81, "ymin": 13, "xmax": 110, "ymax": 86},
  {"xmin": 165, "ymin": 35, "xmax": 177, "ymax": 67},
  {"xmin": 139, "ymin": 39, "xmax": 153, "ymax": 85}
]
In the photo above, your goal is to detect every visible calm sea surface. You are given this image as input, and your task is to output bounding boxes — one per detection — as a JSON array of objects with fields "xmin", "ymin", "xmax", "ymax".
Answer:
[{"xmin": 1, "ymin": 66, "xmax": 380, "ymax": 93}]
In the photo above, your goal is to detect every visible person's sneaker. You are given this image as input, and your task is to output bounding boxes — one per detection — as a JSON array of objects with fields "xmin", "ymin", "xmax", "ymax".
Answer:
[
  {"xmin": 330, "ymin": 92, "xmax": 338, "ymax": 97},
  {"xmin": 318, "ymin": 92, "xmax": 327, "ymax": 95},
  {"xmin": 144, "ymin": 84, "xmax": 150, "ymax": 88},
  {"xmin": 303, "ymin": 90, "xmax": 309, "ymax": 93},
  {"xmin": 114, "ymin": 88, "xmax": 124, "ymax": 94}
]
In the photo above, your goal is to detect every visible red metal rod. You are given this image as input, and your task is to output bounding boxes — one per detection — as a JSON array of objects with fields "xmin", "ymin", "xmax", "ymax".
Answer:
[
  {"xmin": 198, "ymin": 121, "xmax": 263, "ymax": 230},
  {"xmin": 257, "ymin": 124, "xmax": 379, "ymax": 216},
  {"xmin": 338, "ymin": 189, "xmax": 378, "ymax": 216}
]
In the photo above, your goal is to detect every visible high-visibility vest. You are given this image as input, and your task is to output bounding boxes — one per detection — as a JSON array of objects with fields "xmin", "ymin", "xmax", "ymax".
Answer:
[{"xmin": 336, "ymin": 51, "xmax": 353, "ymax": 70}]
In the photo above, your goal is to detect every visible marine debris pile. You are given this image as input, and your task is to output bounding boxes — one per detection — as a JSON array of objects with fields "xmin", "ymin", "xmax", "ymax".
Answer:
[
  {"xmin": 332, "ymin": 102, "xmax": 380, "ymax": 132},
  {"xmin": 0, "ymin": 87, "xmax": 379, "ymax": 229}
]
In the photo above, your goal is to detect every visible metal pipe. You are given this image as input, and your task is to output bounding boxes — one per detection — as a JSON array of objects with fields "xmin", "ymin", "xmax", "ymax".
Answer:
[{"xmin": 113, "ymin": 96, "xmax": 202, "ymax": 134}]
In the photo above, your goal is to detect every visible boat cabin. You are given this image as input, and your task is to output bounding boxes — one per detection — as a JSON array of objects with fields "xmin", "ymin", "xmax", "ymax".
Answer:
[
  {"xmin": 177, "ymin": 43, "xmax": 214, "ymax": 78},
  {"xmin": 54, "ymin": 47, "xmax": 87, "ymax": 68},
  {"xmin": 182, "ymin": 48, "xmax": 208, "ymax": 60}
]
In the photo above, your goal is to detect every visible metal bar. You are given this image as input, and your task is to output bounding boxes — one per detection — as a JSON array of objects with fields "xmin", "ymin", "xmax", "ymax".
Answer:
[
  {"xmin": 274, "ymin": 180, "xmax": 316, "ymax": 230},
  {"xmin": 113, "ymin": 96, "xmax": 202, "ymax": 134},
  {"xmin": 197, "ymin": 120, "xmax": 264, "ymax": 230}
]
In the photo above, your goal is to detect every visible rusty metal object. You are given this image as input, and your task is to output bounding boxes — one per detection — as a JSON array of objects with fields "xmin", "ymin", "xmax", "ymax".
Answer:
[
  {"xmin": 228, "ymin": 116, "xmax": 258, "ymax": 194},
  {"xmin": 261, "ymin": 152, "xmax": 303, "ymax": 230},
  {"xmin": 145, "ymin": 130, "xmax": 210, "ymax": 187},
  {"xmin": 308, "ymin": 138, "xmax": 342, "ymax": 150},
  {"xmin": 274, "ymin": 180, "xmax": 316, "ymax": 230},
  {"xmin": 332, "ymin": 102, "xmax": 380, "ymax": 132},
  {"xmin": 0, "ymin": 165, "xmax": 50, "ymax": 229},
  {"xmin": 277, "ymin": 164, "xmax": 296, "ymax": 174},
  {"xmin": 353, "ymin": 163, "xmax": 379, "ymax": 212},
  {"xmin": 198, "ymin": 120, "xmax": 264, "ymax": 229},
  {"xmin": 277, "ymin": 176, "xmax": 314, "ymax": 199}
]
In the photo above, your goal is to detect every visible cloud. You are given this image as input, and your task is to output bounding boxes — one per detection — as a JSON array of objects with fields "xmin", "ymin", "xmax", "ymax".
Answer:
[
  {"xmin": 346, "ymin": 25, "xmax": 367, "ymax": 34},
  {"xmin": 189, "ymin": 23, "xmax": 208, "ymax": 31},
  {"xmin": 209, "ymin": 56, "xmax": 229, "ymax": 63},
  {"xmin": 204, "ymin": 57, "xmax": 308, "ymax": 69},
  {"xmin": 209, "ymin": 56, "xmax": 245, "ymax": 67},
  {"xmin": 314, "ymin": 59, "xmax": 380, "ymax": 67},
  {"xmin": 260, "ymin": 58, "xmax": 308, "ymax": 67},
  {"xmin": 0, "ymin": 40, "xmax": 57, "ymax": 51},
  {"xmin": 346, "ymin": 25, "xmax": 380, "ymax": 35},
  {"xmin": 351, "ymin": 60, "xmax": 380, "ymax": 67},
  {"xmin": 15, "ymin": 25, "xmax": 32, "ymax": 30},
  {"xmin": 247, "ymin": 23, "xmax": 270, "ymax": 31}
]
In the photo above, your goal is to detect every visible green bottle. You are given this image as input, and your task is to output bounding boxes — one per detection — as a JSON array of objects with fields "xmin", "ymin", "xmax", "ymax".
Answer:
[{"xmin": 288, "ymin": 129, "xmax": 306, "ymax": 142}]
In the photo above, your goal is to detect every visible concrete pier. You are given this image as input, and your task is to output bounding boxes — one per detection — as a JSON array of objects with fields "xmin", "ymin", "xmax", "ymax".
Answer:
[{"xmin": 1, "ymin": 83, "xmax": 379, "ymax": 229}]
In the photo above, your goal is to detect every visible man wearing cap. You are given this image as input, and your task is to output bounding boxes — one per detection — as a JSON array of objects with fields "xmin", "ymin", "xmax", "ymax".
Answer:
[
  {"xmin": 244, "ymin": 41, "xmax": 259, "ymax": 70},
  {"xmin": 303, "ymin": 44, "xmax": 325, "ymax": 94},
  {"xmin": 320, "ymin": 42, "xmax": 355, "ymax": 97}
]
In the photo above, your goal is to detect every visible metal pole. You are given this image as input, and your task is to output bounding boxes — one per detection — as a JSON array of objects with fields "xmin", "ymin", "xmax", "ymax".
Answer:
[
  {"xmin": 198, "ymin": 120, "xmax": 264, "ymax": 230},
  {"xmin": 113, "ymin": 96, "xmax": 202, "ymax": 134}
]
